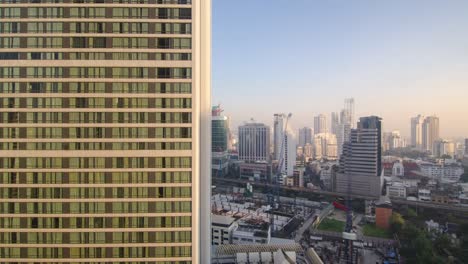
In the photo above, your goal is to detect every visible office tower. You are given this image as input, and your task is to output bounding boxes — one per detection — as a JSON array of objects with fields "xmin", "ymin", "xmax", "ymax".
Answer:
[
  {"xmin": 337, "ymin": 116, "xmax": 383, "ymax": 197},
  {"xmin": 344, "ymin": 98, "xmax": 355, "ymax": 128},
  {"xmin": 0, "ymin": 1, "xmax": 211, "ymax": 263},
  {"xmin": 422, "ymin": 116, "xmax": 440, "ymax": 153},
  {"xmin": 331, "ymin": 112, "xmax": 339, "ymax": 135},
  {"xmin": 273, "ymin": 113, "xmax": 287, "ymax": 160},
  {"xmin": 298, "ymin": 127, "xmax": 312, "ymax": 147},
  {"xmin": 238, "ymin": 122, "xmax": 270, "ymax": 162},
  {"xmin": 314, "ymin": 114, "xmax": 327, "ymax": 134},
  {"xmin": 313, "ymin": 133, "xmax": 338, "ymax": 160},
  {"xmin": 212, "ymin": 105, "xmax": 229, "ymax": 177},
  {"xmin": 411, "ymin": 115, "xmax": 425, "ymax": 149}
]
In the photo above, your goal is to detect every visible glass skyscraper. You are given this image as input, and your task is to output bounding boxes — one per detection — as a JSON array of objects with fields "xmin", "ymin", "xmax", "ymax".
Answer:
[{"xmin": 0, "ymin": 0, "xmax": 211, "ymax": 262}]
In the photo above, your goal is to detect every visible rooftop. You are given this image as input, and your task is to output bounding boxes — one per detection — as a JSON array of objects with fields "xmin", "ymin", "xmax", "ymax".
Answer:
[{"xmin": 215, "ymin": 243, "xmax": 303, "ymax": 255}]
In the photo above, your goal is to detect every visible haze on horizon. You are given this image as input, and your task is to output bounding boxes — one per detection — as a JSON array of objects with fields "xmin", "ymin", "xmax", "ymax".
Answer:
[{"xmin": 212, "ymin": 0, "xmax": 468, "ymax": 139}]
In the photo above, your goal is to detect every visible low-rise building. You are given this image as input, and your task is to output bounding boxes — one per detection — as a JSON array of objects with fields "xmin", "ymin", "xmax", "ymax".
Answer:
[
  {"xmin": 431, "ymin": 191, "xmax": 450, "ymax": 204},
  {"xmin": 418, "ymin": 189, "xmax": 431, "ymax": 202},
  {"xmin": 387, "ymin": 182, "xmax": 407, "ymax": 198},
  {"xmin": 419, "ymin": 162, "xmax": 464, "ymax": 183},
  {"xmin": 232, "ymin": 220, "xmax": 271, "ymax": 245},
  {"xmin": 212, "ymin": 214, "xmax": 238, "ymax": 246},
  {"xmin": 239, "ymin": 162, "xmax": 271, "ymax": 182}
]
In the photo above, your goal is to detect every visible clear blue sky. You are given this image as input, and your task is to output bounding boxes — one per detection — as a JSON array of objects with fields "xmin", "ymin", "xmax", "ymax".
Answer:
[{"xmin": 212, "ymin": 0, "xmax": 468, "ymax": 138}]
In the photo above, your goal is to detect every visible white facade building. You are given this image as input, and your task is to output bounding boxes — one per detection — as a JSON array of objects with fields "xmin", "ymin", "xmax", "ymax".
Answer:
[
  {"xmin": 387, "ymin": 182, "xmax": 407, "ymax": 198},
  {"xmin": 418, "ymin": 189, "xmax": 431, "ymax": 202},
  {"xmin": 212, "ymin": 215, "xmax": 238, "ymax": 246},
  {"xmin": 419, "ymin": 162, "xmax": 464, "ymax": 183}
]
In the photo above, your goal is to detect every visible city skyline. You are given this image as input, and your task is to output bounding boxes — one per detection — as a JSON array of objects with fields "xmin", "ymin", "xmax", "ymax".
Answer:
[{"xmin": 213, "ymin": 0, "xmax": 468, "ymax": 138}]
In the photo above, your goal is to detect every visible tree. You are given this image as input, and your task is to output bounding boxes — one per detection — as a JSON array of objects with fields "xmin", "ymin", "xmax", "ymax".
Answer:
[
  {"xmin": 433, "ymin": 234, "xmax": 452, "ymax": 254},
  {"xmin": 390, "ymin": 212, "xmax": 405, "ymax": 234}
]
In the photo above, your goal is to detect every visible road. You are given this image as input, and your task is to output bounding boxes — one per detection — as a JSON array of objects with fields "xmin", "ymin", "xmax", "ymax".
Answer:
[{"xmin": 295, "ymin": 210, "xmax": 318, "ymax": 242}]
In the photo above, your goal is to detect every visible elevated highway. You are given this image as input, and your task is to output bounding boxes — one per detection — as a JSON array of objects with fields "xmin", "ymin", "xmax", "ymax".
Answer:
[{"xmin": 213, "ymin": 177, "xmax": 468, "ymax": 213}]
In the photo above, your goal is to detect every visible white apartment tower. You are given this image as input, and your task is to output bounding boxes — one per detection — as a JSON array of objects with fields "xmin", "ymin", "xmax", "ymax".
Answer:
[{"xmin": 411, "ymin": 115, "xmax": 425, "ymax": 149}]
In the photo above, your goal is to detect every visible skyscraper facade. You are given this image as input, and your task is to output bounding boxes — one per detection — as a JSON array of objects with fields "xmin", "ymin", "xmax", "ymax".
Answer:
[
  {"xmin": 331, "ymin": 112, "xmax": 339, "ymax": 135},
  {"xmin": 273, "ymin": 113, "xmax": 287, "ymax": 161},
  {"xmin": 0, "ymin": 0, "xmax": 211, "ymax": 262},
  {"xmin": 422, "ymin": 116, "xmax": 440, "ymax": 153},
  {"xmin": 337, "ymin": 116, "xmax": 383, "ymax": 197},
  {"xmin": 280, "ymin": 130, "xmax": 296, "ymax": 178},
  {"xmin": 411, "ymin": 115, "xmax": 425, "ymax": 149},
  {"xmin": 344, "ymin": 98, "xmax": 355, "ymax": 128},
  {"xmin": 298, "ymin": 127, "xmax": 312, "ymax": 148},
  {"xmin": 313, "ymin": 114, "xmax": 327, "ymax": 134},
  {"xmin": 238, "ymin": 122, "xmax": 270, "ymax": 162},
  {"xmin": 212, "ymin": 105, "xmax": 229, "ymax": 177}
]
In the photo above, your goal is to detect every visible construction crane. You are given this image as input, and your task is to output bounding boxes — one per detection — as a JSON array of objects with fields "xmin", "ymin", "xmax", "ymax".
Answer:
[{"xmin": 268, "ymin": 113, "xmax": 292, "ymax": 232}]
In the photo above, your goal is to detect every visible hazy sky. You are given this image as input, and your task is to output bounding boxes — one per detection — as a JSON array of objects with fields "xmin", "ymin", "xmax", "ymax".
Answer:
[{"xmin": 212, "ymin": 0, "xmax": 468, "ymax": 138}]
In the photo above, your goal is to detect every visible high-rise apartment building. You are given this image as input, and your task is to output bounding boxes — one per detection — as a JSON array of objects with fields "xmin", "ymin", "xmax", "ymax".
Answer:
[
  {"xmin": 331, "ymin": 112, "xmax": 339, "ymax": 135},
  {"xmin": 238, "ymin": 122, "xmax": 270, "ymax": 162},
  {"xmin": 411, "ymin": 115, "xmax": 425, "ymax": 149},
  {"xmin": 298, "ymin": 127, "xmax": 312, "ymax": 147},
  {"xmin": 344, "ymin": 98, "xmax": 355, "ymax": 128},
  {"xmin": 279, "ymin": 130, "xmax": 296, "ymax": 179},
  {"xmin": 0, "ymin": 1, "xmax": 211, "ymax": 263},
  {"xmin": 313, "ymin": 114, "xmax": 327, "ymax": 134},
  {"xmin": 422, "ymin": 116, "xmax": 439, "ymax": 153},
  {"xmin": 273, "ymin": 114, "xmax": 284, "ymax": 160},
  {"xmin": 337, "ymin": 116, "xmax": 383, "ymax": 197}
]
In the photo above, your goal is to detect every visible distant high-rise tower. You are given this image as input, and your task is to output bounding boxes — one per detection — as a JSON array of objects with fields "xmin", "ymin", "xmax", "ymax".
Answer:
[
  {"xmin": 212, "ymin": 106, "xmax": 230, "ymax": 177},
  {"xmin": 411, "ymin": 115, "xmax": 425, "ymax": 149},
  {"xmin": 344, "ymin": 98, "xmax": 355, "ymax": 128},
  {"xmin": 239, "ymin": 123, "xmax": 270, "ymax": 162},
  {"xmin": 336, "ymin": 123, "xmax": 351, "ymax": 157},
  {"xmin": 273, "ymin": 114, "xmax": 295, "ymax": 177},
  {"xmin": 331, "ymin": 112, "xmax": 340, "ymax": 135},
  {"xmin": 0, "ymin": 1, "xmax": 212, "ymax": 263},
  {"xmin": 274, "ymin": 113, "xmax": 286, "ymax": 160},
  {"xmin": 422, "ymin": 116, "xmax": 440, "ymax": 153},
  {"xmin": 281, "ymin": 130, "xmax": 297, "ymax": 177},
  {"xmin": 298, "ymin": 127, "xmax": 313, "ymax": 147},
  {"xmin": 337, "ymin": 116, "xmax": 383, "ymax": 197},
  {"xmin": 314, "ymin": 114, "xmax": 327, "ymax": 134}
]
